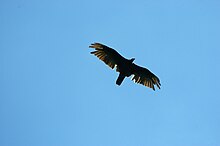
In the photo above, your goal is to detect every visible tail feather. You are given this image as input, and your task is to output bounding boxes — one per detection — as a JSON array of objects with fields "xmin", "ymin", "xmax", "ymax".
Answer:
[{"xmin": 116, "ymin": 74, "xmax": 125, "ymax": 85}]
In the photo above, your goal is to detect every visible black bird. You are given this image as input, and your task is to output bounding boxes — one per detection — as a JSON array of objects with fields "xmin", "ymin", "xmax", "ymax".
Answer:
[{"xmin": 89, "ymin": 43, "xmax": 161, "ymax": 90}]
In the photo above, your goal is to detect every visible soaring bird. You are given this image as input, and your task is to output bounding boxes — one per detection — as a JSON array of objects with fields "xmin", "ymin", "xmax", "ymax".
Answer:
[{"xmin": 89, "ymin": 43, "xmax": 161, "ymax": 90}]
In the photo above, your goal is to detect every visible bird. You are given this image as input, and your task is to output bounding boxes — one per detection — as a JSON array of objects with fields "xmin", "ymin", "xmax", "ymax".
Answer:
[{"xmin": 89, "ymin": 43, "xmax": 161, "ymax": 90}]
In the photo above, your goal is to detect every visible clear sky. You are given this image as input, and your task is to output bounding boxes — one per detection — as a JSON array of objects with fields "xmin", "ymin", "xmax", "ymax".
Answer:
[{"xmin": 1, "ymin": 0, "xmax": 220, "ymax": 146}]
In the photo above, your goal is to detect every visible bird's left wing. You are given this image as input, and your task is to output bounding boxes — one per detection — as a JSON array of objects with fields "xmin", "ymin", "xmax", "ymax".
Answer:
[
  {"xmin": 131, "ymin": 63, "xmax": 161, "ymax": 90},
  {"xmin": 89, "ymin": 43, "xmax": 125, "ymax": 69}
]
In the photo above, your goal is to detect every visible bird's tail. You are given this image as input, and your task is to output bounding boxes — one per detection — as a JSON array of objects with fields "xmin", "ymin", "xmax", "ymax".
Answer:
[{"xmin": 116, "ymin": 73, "xmax": 125, "ymax": 86}]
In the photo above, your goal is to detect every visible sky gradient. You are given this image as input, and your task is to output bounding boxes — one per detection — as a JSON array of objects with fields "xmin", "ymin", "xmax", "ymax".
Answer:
[{"xmin": 1, "ymin": 0, "xmax": 220, "ymax": 146}]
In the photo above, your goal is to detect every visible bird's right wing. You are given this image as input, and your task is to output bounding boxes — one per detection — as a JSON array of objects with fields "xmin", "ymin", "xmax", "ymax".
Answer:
[
  {"xmin": 131, "ymin": 63, "xmax": 161, "ymax": 90},
  {"xmin": 89, "ymin": 43, "xmax": 125, "ymax": 69}
]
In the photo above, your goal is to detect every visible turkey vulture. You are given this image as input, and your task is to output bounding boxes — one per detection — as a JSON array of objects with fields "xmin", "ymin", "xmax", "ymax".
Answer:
[{"xmin": 89, "ymin": 43, "xmax": 161, "ymax": 90}]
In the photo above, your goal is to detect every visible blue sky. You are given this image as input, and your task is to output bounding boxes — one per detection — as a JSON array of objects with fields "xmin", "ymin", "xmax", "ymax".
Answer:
[{"xmin": 1, "ymin": 0, "xmax": 220, "ymax": 145}]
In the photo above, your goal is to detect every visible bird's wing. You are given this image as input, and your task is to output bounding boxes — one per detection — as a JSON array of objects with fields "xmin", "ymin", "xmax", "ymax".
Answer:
[
  {"xmin": 131, "ymin": 63, "xmax": 161, "ymax": 90},
  {"xmin": 89, "ymin": 43, "xmax": 126, "ymax": 69}
]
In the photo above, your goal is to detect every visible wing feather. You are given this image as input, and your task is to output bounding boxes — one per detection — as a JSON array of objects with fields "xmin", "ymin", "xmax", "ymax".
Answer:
[
  {"xmin": 131, "ymin": 64, "xmax": 161, "ymax": 90},
  {"xmin": 90, "ymin": 43, "xmax": 125, "ymax": 69}
]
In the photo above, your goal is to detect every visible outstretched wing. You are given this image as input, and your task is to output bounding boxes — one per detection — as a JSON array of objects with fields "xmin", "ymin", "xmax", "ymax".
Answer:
[
  {"xmin": 131, "ymin": 64, "xmax": 161, "ymax": 90},
  {"xmin": 89, "ymin": 43, "xmax": 125, "ymax": 69}
]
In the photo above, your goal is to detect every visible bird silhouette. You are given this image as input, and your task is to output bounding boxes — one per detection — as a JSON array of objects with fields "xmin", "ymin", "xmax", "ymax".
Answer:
[{"xmin": 90, "ymin": 43, "xmax": 161, "ymax": 90}]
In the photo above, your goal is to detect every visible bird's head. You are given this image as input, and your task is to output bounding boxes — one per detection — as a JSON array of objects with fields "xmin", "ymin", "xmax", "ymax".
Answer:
[{"xmin": 130, "ymin": 58, "xmax": 135, "ymax": 62}]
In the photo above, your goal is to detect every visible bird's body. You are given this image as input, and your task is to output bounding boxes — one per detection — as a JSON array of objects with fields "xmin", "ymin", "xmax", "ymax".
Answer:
[
  {"xmin": 89, "ymin": 43, "xmax": 161, "ymax": 90},
  {"xmin": 116, "ymin": 58, "xmax": 134, "ymax": 76},
  {"xmin": 115, "ymin": 58, "xmax": 134, "ymax": 85}
]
